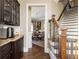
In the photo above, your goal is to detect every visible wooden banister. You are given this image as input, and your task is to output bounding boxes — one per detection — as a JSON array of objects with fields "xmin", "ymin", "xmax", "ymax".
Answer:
[
  {"xmin": 57, "ymin": 2, "xmax": 68, "ymax": 21},
  {"xmin": 54, "ymin": 18, "xmax": 59, "ymax": 28},
  {"xmin": 49, "ymin": 15, "xmax": 59, "ymax": 28},
  {"xmin": 59, "ymin": 28, "xmax": 67, "ymax": 59},
  {"xmin": 49, "ymin": 15, "xmax": 67, "ymax": 59}
]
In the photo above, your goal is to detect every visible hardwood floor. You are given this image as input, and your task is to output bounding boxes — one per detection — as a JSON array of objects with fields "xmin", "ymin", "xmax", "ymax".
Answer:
[{"xmin": 21, "ymin": 44, "xmax": 50, "ymax": 59}]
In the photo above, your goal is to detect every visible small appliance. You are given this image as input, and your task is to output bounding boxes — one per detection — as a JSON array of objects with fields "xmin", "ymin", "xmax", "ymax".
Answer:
[
  {"xmin": 0, "ymin": 27, "xmax": 8, "ymax": 39},
  {"xmin": 7, "ymin": 27, "xmax": 14, "ymax": 38},
  {"xmin": 0, "ymin": 27, "xmax": 14, "ymax": 39}
]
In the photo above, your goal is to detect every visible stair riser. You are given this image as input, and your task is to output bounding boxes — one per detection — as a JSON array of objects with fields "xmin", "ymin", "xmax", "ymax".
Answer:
[
  {"xmin": 62, "ymin": 19, "xmax": 78, "ymax": 22},
  {"xmin": 65, "ymin": 14, "xmax": 78, "ymax": 18},
  {"xmin": 67, "ymin": 32, "xmax": 78, "ymax": 35},
  {"xmin": 62, "ymin": 26, "xmax": 77, "ymax": 28},
  {"xmin": 61, "ymin": 22, "xmax": 77, "ymax": 24},
  {"xmin": 64, "ymin": 15, "xmax": 78, "ymax": 20},
  {"xmin": 62, "ymin": 24, "xmax": 78, "ymax": 26},
  {"xmin": 67, "ymin": 29, "xmax": 78, "ymax": 32},
  {"xmin": 62, "ymin": 21, "xmax": 78, "ymax": 24}
]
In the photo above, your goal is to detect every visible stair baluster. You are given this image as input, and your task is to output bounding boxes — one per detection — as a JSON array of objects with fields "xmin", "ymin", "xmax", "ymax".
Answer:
[{"xmin": 49, "ymin": 15, "xmax": 67, "ymax": 59}]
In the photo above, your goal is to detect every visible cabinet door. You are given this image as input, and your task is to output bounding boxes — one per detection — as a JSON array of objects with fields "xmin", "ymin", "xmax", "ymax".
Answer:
[
  {"xmin": 12, "ymin": 0, "xmax": 16, "ymax": 26},
  {"xmin": 15, "ymin": 37, "xmax": 24, "ymax": 58},
  {"xmin": 11, "ymin": 36, "xmax": 24, "ymax": 59},
  {"xmin": 0, "ymin": 0, "xmax": 20, "ymax": 26},
  {"xmin": 3, "ymin": 0, "xmax": 12, "ymax": 25},
  {"xmin": 12, "ymin": 0, "xmax": 20, "ymax": 26},
  {"xmin": 2, "ymin": 54, "xmax": 10, "ymax": 59},
  {"xmin": 15, "ymin": 1, "xmax": 20, "ymax": 26},
  {"xmin": 0, "ymin": 43, "xmax": 11, "ymax": 59},
  {"xmin": 18, "ymin": 37, "xmax": 24, "ymax": 58},
  {"xmin": 0, "ymin": 48, "xmax": 1, "ymax": 59},
  {"xmin": 0, "ymin": 0, "xmax": 2, "ymax": 24}
]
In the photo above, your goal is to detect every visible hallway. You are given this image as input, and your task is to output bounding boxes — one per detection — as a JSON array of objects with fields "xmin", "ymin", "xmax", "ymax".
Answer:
[{"xmin": 21, "ymin": 44, "xmax": 50, "ymax": 59}]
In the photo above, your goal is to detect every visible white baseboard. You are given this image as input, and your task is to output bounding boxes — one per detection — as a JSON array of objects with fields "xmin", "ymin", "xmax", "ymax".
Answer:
[
  {"xmin": 48, "ymin": 48, "xmax": 57, "ymax": 59},
  {"xmin": 23, "ymin": 47, "xmax": 28, "ymax": 52}
]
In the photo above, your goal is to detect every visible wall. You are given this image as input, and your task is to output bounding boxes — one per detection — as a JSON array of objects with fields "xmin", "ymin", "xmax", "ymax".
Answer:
[
  {"xmin": 18, "ymin": 0, "xmax": 28, "ymax": 52},
  {"xmin": 25, "ymin": 0, "xmax": 64, "ymax": 19},
  {"xmin": 50, "ymin": 0, "xmax": 64, "ymax": 20},
  {"xmin": 18, "ymin": 0, "xmax": 64, "ymax": 52}
]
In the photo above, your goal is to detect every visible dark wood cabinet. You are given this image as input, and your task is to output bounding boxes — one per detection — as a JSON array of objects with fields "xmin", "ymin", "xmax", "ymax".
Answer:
[
  {"xmin": 3, "ymin": 54, "xmax": 11, "ymax": 59},
  {"xmin": 0, "ymin": 0, "xmax": 2, "ymax": 24},
  {"xmin": 12, "ymin": 0, "xmax": 20, "ymax": 26},
  {"xmin": 0, "ymin": 43, "xmax": 11, "ymax": 59},
  {"xmin": 0, "ymin": 0, "xmax": 20, "ymax": 26},
  {"xmin": 0, "ymin": 36, "xmax": 24, "ymax": 59},
  {"xmin": 11, "ymin": 36, "xmax": 24, "ymax": 59}
]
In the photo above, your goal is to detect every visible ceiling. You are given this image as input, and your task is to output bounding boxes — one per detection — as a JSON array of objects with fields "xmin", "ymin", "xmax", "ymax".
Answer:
[{"xmin": 31, "ymin": 6, "xmax": 45, "ymax": 21}]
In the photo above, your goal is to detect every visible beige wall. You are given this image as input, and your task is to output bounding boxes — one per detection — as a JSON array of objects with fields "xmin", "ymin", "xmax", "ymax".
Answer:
[
  {"xmin": 25, "ymin": 0, "xmax": 64, "ymax": 19},
  {"xmin": 50, "ymin": 0, "xmax": 64, "ymax": 20},
  {"xmin": 18, "ymin": 0, "xmax": 64, "ymax": 52},
  {"xmin": 18, "ymin": 0, "xmax": 28, "ymax": 52}
]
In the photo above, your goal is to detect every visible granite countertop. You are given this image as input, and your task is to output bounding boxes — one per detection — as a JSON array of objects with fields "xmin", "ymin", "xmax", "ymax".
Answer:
[{"xmin": 0, "ymin": 34, "xmax": 24, "ymax": 47}]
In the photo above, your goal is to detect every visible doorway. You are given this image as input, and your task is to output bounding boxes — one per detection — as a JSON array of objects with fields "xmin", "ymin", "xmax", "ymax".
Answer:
[{"xmin": 27, "ymin": 4, "xmax": 48, "ymax": 53}]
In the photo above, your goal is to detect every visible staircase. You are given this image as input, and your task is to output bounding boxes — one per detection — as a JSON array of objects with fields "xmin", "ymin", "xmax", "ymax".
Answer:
[
  {"xmin": 49, "ymin": 7, "xmax": 78, "ymax": 59},
  {"xmin": 60, "ymin": 7, "xmax": 78, "ymax": 59}
]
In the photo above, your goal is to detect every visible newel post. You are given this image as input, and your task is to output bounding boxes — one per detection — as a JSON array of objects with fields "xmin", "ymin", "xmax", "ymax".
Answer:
[{"xmin": 59, "ymin": 28, "xmax": 67, "ymax": 59}]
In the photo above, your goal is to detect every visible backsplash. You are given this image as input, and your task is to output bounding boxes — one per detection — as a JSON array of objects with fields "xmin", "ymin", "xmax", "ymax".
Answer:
[
  {"xmin": 13, "ymin": 27, "xmax": 21, "ymax": 35},
  {"xmin": 0, "ymin": 24, "xmax": 21, "ymax": 35}
]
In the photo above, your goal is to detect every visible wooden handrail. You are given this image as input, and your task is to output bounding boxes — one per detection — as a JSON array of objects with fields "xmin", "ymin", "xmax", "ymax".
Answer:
[
  {"xmin": 49, "ymin": 15, "xmax": 67, "ymax": 59},
  {"xmin": 49, "ymin": 19, "xmax": 67, "ymax": 59},
  {"xmin": 54, "ymin": 18, "xmax": 59, "ymax": 28},
  {"xmin": 57, "ymin": 2, "xmax": 68, "ymax": 21}
]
